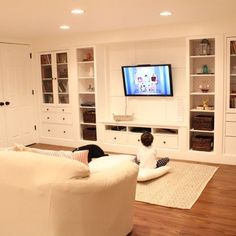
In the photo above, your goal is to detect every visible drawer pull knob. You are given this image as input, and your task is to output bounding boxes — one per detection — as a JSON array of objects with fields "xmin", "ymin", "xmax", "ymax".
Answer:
[
  {"xmin": 63, "ymin": 131, "xmax": 66, "ymax": 133},
  {"xmin": 48, "ymin": 129, "xmax": 50, "ymax": 132},
  {"xmin": 47, "ymin": 117, "xmax": 50, "ymax": 119},
  {"xmin": 63, "ymin": 117, "xmax": 65, "ymax": 120},
  {"xmin": 62, "ymin": 109, "xmax": 65, "ymax": 112},
  {"xmin": 163, "ymin": 141, "xmax": 166, "ymax": 144},
  {"xmin": 46, "ymin": 108, "xmax": 49, "ymax": 111},
  {"xmin": 0, "ymin": 102, "xmax": 4, "ymax": 106},
  {"xmin": 114, "ymin": 137, "xmax": 117, "ymax": 140}
]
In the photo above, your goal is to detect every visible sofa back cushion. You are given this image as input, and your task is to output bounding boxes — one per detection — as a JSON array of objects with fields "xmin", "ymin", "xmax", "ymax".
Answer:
[{"xmin": 0, "ymin": 151, "xmax": 90, "ymax": 186}]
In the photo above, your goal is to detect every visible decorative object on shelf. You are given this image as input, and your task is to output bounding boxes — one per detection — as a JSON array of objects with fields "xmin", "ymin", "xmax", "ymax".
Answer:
[
  {"xmin": 88, "ymin": 84, "xmax": 95, "ymax": 92},
  {"xmin": 202, "ymin": 98, "xmax": 209, "ymax": 110},
  {"xmin": 113, "ymin": 113, "xmax": 134, "ymax": 122},
  {"xmin": 199, "ymin": 39, "xmax": 211, "ymax": 55},
  {"xmin": 202, "ymin": 64, "xmax": 209, "ymax": 74},
  {"xmin": 83, "ymin": 52, "xmax": 93, "ymax": 61},
  {"xmin": 199, "ymin": 84, "xmax": 209, "ymax": 93}
]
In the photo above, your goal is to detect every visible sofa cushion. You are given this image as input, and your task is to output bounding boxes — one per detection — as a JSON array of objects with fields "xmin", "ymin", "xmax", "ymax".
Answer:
[
  {"xmin": 137, "ymin": 166, "xmax": 171, "ymax": 182},
  {"xmin": 13, "ymin": 144, "xmax": 88, "ymax": 165},
  {"xmin": 89, "ymin": 155, "xmax": 136, "ymax": 173},
  {"xmin": 0, "ymin": 151, "xmax": 90, "ymax": 185}
]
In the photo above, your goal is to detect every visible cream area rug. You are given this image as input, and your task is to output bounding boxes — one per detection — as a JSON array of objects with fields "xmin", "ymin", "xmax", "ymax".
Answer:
[{"xmin": 135, "ymin": 161, "xmax": 218, "ymax": 209}]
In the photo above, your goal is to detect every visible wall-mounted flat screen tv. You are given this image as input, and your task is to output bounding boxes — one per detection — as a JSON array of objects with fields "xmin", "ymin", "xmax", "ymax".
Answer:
[{"xmin": 121, "ymin": 64, "xmax": 173, "ymax": 96}]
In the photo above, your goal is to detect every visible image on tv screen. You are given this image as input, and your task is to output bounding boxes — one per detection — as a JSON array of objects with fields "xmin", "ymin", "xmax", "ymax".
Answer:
[{"xmin": 122, "ymin": 64, "xmax": 173, "ymax": 96}]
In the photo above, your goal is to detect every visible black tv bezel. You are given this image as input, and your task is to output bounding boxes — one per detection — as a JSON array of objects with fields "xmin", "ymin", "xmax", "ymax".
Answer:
[{"xmin": 121, "ymin": 64, "xmax": 173, "ymax": 97}]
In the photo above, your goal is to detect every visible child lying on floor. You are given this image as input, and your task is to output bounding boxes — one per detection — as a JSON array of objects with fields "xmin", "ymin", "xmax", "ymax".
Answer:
[{"xmin": 136, "ymin": 131, "xmax": 169, "ymax": 168}]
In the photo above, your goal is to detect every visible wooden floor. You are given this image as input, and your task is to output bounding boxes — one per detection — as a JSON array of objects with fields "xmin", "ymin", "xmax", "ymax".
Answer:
[{"xmin": 30, "ymin": 144, "xmax": 236, "ymax": 236}]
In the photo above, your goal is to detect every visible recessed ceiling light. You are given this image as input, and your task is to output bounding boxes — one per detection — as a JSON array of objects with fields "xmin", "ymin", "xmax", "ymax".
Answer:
[
  {"xmin": 60, "ymin": 25, "xmax": 70, "ymax": 30},
  {"xmin": 160, "ymin": 11, "xmax": 172, "ymax": 16},
  {"xmin": 71, "ymin": 8, "xmax": 85, "ymax": 14}
]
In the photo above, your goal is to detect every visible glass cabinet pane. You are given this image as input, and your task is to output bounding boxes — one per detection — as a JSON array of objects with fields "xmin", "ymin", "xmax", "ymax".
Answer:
[
  {"xmin": 230, "ymin": 41, "xmax": 236, "ymax": 108},
  {"xmin": 41, "ymin": 54, "xmax": 54, "ymax": 104},
  {"xmin": 56, "ymin": 52, "xmax": 69, "ymax": 104}
]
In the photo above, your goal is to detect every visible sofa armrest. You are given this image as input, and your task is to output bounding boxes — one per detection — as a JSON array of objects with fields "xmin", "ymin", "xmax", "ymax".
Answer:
[{"xmin": 48, "ymin": 161, "xmax": 138, "ymax": 236}]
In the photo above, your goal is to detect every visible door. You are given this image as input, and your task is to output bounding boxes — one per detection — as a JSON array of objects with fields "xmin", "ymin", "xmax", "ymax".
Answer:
[
  {"xmin": 0, "ymin": 53, "xmax": 6, "ymax": 146},
  {"xmin": 0, "ymin": 43, "xmax": 36, "ymax": 147}
]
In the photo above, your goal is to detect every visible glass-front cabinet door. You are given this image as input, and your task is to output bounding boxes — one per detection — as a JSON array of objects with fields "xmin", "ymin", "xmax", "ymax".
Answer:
[
  {"xmin": 228, "ymin": 38, "xmax": 236, "ymax": 110},
  {"xmin": 40, "ymin": 51, "xmax": 69, "ymax": 104},
  {"xmin": 40, "ymin": 54, "xmax": 54, "ymax": 103}
]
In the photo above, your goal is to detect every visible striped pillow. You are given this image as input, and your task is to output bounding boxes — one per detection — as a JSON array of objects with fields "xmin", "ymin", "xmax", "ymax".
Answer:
[{"xmin": 13, "ymin": 144, "xmax": 88, "ymax": 165}]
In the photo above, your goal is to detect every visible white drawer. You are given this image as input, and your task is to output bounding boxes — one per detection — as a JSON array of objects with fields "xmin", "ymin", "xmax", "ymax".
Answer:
[
  {"xmin": 42, "ymin": 124, "xmax": 73, "ymax": 140},
  {"xmin": 226, "ymin": 113, "xmax": 236, "ymax": 122},
  {"xmin": 127, "ymin": 133, "xmax": 142, "ymax": 146},
  {"xmin": 225, "ymin": 137, "xmax": 236, "ymax": 155},
  {"xmin": 153, "ymin": 134, "xmax": 178, "ymax": 149},
  {"xmin": 104, "ymin": 131, "xmax": 127, "ymax": 145},
  {"xmin": 42, "ymin": 124, "xmax": 57, "ymax": 138},
  {"xmin": 56, "ymin": 125, "xmax": 74, "ymax": 139},
  {"xmin": 42, "ymin": 106, "xmax": 72, "ymax": 113},
  {"xmin": 225, "ymin": 122, "xmax": 236, "ymax": 136},
  {"xmin": 42, "ymin": 113, "xmax": 72, "ymax": 124}
]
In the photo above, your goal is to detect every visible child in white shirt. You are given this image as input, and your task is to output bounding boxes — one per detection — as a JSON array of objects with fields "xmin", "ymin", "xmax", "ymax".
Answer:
[{"xmin": 136, "ymin": 131, "xmax": 169, "ymax": 169}]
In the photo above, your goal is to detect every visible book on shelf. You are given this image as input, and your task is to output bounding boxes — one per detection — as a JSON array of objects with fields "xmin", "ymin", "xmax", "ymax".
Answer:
[
  {"xmin": 231, "ymin": 41, "xmax": 236, "ymax": 54},
  {"xmin": 58, "ymin": 81, "xmax": 67, "ymax": 93}
]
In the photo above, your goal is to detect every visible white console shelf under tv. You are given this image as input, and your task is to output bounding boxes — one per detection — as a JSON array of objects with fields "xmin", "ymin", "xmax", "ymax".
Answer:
[{"xmin": 101, "ymin": 120, "xmax": 185, "ymax": 155}]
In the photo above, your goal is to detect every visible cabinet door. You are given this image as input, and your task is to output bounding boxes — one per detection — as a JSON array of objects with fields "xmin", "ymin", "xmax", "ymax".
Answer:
[
  {"xmin": 0, "ymin": 70, "xmax": 6, "ymax": 147},
  {"xmin": 0, "ymin": 43, "xmax": 36, "ymax": 146},
  {"xmin": 56, "ymin": 52, "xmax": 69, "ymax": 104},
  {"xmin": 227, "ymin": 38, "xmax": 236, "ymax": 110},
  {"xmin": 40, "ymin": 51, "xmax": 69, "ymax": 105},
  {"xmin": 40, "ymin": 53, "xmax": 54, "ymax": 104}
]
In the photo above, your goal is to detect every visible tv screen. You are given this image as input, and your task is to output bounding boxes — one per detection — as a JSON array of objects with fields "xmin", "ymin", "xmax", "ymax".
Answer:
[{"xmin": 121, "ymin": 64, "xmax": 173, "ymax": 96}]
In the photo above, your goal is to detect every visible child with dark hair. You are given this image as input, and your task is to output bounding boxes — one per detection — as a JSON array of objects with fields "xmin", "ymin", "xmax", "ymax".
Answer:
[{"xmin": 137, "ymin": 131, "xmax": 169, "ymax": 168}]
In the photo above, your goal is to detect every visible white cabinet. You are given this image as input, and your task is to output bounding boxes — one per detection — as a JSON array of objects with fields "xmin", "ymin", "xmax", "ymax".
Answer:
[
  {"xmin": 77, "ymin": 47, "xmax": 97, "ymax": 141},
  {"xmin": 188, "ymin": 37, "xmax": 216, "ymax": 152},
  {"xmin": 224, "ymin": 38, "xmax": 236, "ymax": 157},
  {"xmin": 153, "ymin": 134, "xmax": 178, "ymax": 149},
  {"xmin": 0, "ymin": 43, "xmax": 37, "ymax": 147},
  {"xmin": 103, "ymin": 123, "xmax": 179, "ymax": 150},
  {"xmin": 40, "ymin": 51, "xmax": 70, "ymax": 104},
  {"xmin": 40, "ymin": 106, "xmax": 74, "ymax": 142}
]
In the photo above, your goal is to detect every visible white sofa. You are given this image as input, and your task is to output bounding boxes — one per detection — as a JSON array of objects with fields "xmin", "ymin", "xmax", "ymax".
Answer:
[{"xmin": 0, "ymin": 150, "xmax": 138, "ymax": 236}]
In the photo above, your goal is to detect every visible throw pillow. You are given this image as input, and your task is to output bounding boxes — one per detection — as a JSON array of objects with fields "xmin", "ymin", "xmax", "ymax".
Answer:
[
  {"xmin": 137, "ymin": 166, "xmax": 171, "ymax": 182},
  {"xmin": 13, "ymin": 144, "xmax": 89, "ymax": 165}
]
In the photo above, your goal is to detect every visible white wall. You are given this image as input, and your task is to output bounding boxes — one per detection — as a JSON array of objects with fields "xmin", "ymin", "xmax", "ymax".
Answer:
[{"xmin": 103, "ymin": 38, "xmax": 187, "ymax": 125}]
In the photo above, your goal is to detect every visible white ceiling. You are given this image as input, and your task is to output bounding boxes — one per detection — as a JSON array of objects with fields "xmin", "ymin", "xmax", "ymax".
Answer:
[{"xmin": 0, "ymin": 0, "xmax": 236, "ymax": 40}]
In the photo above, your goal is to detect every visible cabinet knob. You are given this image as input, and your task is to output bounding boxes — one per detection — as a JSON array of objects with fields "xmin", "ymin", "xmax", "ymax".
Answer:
[
  {"xmin": 62, "ymin": 109, "xmax": 65, "ymax": 112},
  {"xmin": 5, "ymin": 101, "xmax": 10, "ymax": 106},
  {"xmin": 163, "ymin": 141, "xmax": 166, "ymax": 144},
  {"xmin": 63, "ymin": 131, "xmax": 66, "ymax": 133},
  {"xmin": 114, "ymin": 137, "xmax": 117, "ymax": 140},
  {"xmin": 0, "ymin": 102, "xmax": 4, "ymax": 106},
  {"xmin": 46, "ymin": 108, "xmax": 49, "ymax": 111},
  {"xmin": 138, "ymin": 139, "xmax": 140, "ymax": 142},
  {"xmin": 48, "ymin": 129, "xmax": 51, "ymax": 132},
  {"xmin": 62, "ymin": 117, "xmax": 65, "ymax": 120},
  {"xmin": 47, "ymin": 117, "xmax": 50, "ymax": 119}
]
